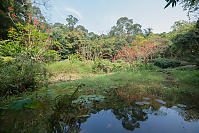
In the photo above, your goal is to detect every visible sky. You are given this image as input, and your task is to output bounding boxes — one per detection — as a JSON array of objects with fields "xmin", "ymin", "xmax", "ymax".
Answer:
[{"xmin": 43, "ymin": 0, "xmax": 189, "ymax": 34}]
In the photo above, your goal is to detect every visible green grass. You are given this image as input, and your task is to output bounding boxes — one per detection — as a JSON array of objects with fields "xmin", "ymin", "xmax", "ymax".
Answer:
[
  {"xmin": 171, "ymin": 70, "xmax": 199, "ymax": 87},
  {"xmin": 47, "ymin": 60, "xmax": 94, "ymax": 74},
  {"xmin": 161, "ymin": 69, "xmax": 199, "ymax": 107},
  {"xmin": 48, "ymin": 71, "xmax": 165, "ymax": 97},
  {"xmin": 46, "ymin": 60, "xmax": 97, "ymax": 82}
]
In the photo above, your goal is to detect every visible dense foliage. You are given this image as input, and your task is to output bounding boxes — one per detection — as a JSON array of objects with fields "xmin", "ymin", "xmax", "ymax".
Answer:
[
  {"xmin": 153, "ymin": 58, "xmax": 181, "ymax": 68},
  {"xmin": 0, "ymin": 57, "xmax": 48, "ymax": 96}
]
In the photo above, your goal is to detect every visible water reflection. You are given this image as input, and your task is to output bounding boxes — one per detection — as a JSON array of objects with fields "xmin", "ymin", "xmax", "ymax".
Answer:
[
  {"xmin": 1, "ymin": 92, "xmax": 199, "ymax": 133},
  {"xmin": 112, "ymin": 107, "xmax": 147, "ymax": 131}
]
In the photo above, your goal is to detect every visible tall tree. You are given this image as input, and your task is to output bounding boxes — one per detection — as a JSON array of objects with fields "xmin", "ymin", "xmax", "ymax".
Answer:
[
  {"xmin": 0, "ymin": 0, "xmax": 31, "ymax": 39},
  {"xmin": 144, "ymin": 28, "xmax": 153, "ymax": 37},
  {"xmin": 109, "ymin": 17, "xmax": 142, "ymax": 36},
  {"xmin": 66, "ymin": 15, "xmax": 79, "ymax": 31},
  {"xmin": 171, "ymin": 20, "xmax": 189, "ymax": 31},
  {"xmin": 0, "ymin": 0, "xmax": 48, "ymax": 40},
  {"xmin": 76, "ymin": 25, "xmax": 88, "ymax": 33}
]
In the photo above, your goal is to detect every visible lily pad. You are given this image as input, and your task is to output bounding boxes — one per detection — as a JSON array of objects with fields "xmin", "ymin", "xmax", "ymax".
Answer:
[
  {"xmin": 143, "ymin": 97, "xmax": 150, "ymax": 100},
  {"xmin": 171, "ymin": 106, "xmax": 186, "ymax": 114},
  {"xmin": 77, "ymin": 114, "xmax": 90, "ymax": 118},
  {"xmin": 177, "ymin": 104, "xmax": 187, "ymax": 108},
  {"xmin": 135, "ymin": 102, "xmax": 150, "ymax": 106},
  {"xmin": 143, "ymin": 108, "xmax": 167, "ymax": 116},
  {"xmin": 24, "ymin": 101, "xmax": 41, "ymax": 109},
  {"xmin": 142, "ymin": 109, "xmax": 153, "ymax": 114},
  {"xmin": 94, "ymin": 95, "xmax": 105, "ymax": 101},
  {"xmin": 7, "ymin": 99, "xmax": 33, "ymax": 111},
  {"xmin": 109, "ymin": 86, "xmax": 118, "ymax": 89},
  {"xmin": 72, "ymin": 95, "xmax": 105, "ymax": 104},
  {"xmin": 153, "ymin": 110, "xmax": 167, "ymax": 116},
  {"xmin": 154, "ymin": 99, "xmax": 166, "ymax": 104},
  {"xmin": 104, "ymin": 87, "xmax": 110, "ymax": 90}
]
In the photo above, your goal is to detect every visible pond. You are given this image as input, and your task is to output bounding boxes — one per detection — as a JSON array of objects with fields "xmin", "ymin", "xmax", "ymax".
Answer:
[
  {"xmin": 0, "ymin": 86, "xmax": 199, "ymax": 133},
  {"xmin": 81, "ymin": 107, "xmax": 199, "ymax": 133}
]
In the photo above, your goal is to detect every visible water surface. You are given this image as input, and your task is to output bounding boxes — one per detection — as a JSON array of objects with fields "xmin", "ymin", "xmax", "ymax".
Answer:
[{"xmin": 1, "ymin": 88, "xmax": 199, "ymax": 133}]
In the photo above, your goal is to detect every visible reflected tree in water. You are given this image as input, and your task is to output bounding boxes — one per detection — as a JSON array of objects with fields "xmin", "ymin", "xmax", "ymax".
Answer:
[{"xmin": 112, "ymin": 106, "xmax": 148, "ymax": 131}]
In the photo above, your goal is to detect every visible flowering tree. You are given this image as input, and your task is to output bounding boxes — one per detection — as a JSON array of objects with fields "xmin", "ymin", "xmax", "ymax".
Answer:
[
  {"xmin": 112, "ymin": 39, "xmax": 169, "ymax": 65},
  {"xmin": 77, "ymin": 40, "xmax": 103, "ymax": 61},
  {"xmin": 0, "ymin": 7, "xmax": 59, "ymax": 62}
]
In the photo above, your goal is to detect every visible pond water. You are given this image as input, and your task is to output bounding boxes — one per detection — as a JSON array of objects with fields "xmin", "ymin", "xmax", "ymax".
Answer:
[
  {"xmin": 1, "ymin": 88, "xmax": 199, "ymax": 133},
  {"xmin": 81, "ymin": 107, "xmax": 199, "ymax": 133}
]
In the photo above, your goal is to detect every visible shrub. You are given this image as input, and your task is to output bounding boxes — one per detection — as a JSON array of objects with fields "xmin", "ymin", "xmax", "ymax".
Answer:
[
  {"xmin": 153, "ymin": 58, "xmax": 181, "ymax": 68},
  {"xmin": 126, "ymin": 62, "xmax": 159, "ymax": 72},
  {"xmin": 0, "ymin": 57, "xmax": 48, "ymax": 96},
  {"xmin": 134, "ymin": 62, "xmax": 159, "ymax": 71},
  {"xmin": 92, "ymin": 59, "xmax": 112, "ymax": 73},
  {"xmin": 92, "ymin": 59, "xmax": 130, "ymax": 73},
  {"xmin": 68, "ymin": 54, "xmax": 82, "ymax": 63},
  {"xmin": 112, "ymin": 60, "xmax": 130, "ymax": 72}
]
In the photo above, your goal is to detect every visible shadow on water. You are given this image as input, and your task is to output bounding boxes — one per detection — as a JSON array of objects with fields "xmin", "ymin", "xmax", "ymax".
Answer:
[{"xmin": 1, "ymin": 84, "xmax": 199, "ymax": 133}]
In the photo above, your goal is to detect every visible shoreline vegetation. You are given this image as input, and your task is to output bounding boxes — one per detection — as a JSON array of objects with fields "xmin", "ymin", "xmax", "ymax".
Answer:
[{"xmin": 0, "ymin": 59, "xmax": 198, "ymax": 107}]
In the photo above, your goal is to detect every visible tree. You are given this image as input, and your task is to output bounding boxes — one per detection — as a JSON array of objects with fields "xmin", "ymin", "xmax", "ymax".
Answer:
[
  {"xmin": 109, "ymin": 17, "xmax": 134, "ymax": 36},
  {"xmin": 32, "ymin": 6, "xmax": 46, "ymax": 22},
  {"xmin": 170, "ymin": 21, "xmax": 199, "ymax": 59},
  {"xmin": 54, "ymin": 22, "xmax": 64, "ymax": 27},
  {"xmin": 0, "ymin": 0, "xmax": 30, "ymax": 39},
  {"xmin": 170, "ymin": 20, "xmax": 190, "ymax": 31},
  {"xmin": 66, "ymin": 15, "xmax": 79, "ymax": 31},
  {"xmin": 0, "ymin": 0, "xmax": 49, "ymax": 40},
  {"xmin": 144, "ymin": 28, "xmax": 153, "ymax": 37},
  {"xmin": 165, "ymin": 0, "xmax": 199, "ymax": 64},
  {"xmin": 165, "ymin": 0, "xmax": 198, "ymax": 8},
  {"xmin": 88, "ymin": 32, "xmax": 99, "ymax": 40},
  {"xmin": 109, "ymin": 17, "xmax": 143, "ymax": 43},
  {"xmin": 165, "ymin": 0, "xmax": 199, "ymax": 17},
  {"xmin": 76, "ymin": 25, "xmax": 88, "ymax": 33}
]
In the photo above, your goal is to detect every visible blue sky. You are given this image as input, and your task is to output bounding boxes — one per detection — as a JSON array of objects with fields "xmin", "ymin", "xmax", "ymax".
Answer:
[{"xmin": 44, "ymin": 0, "xmax": 189, "ymax": 34}]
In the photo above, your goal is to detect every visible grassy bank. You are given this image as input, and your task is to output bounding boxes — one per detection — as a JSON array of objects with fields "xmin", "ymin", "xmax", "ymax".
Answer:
[
  {"xmin": 48, "ymin": 71, "xmax": 164, "ymax": 96},
  {"xmin": 47, "ymin": 60, "xmax": 94, "ymax": 82},
  {"xmin": 46, "ymin": 60, "xmax": 130, "ymax": 82},
  {"xmin": 1, "ymin": 60, "xmax": 199, "ymax": 109},
  {"xmin": 0, "ymin": 70, "xmax": 164, "ymax": 106}
]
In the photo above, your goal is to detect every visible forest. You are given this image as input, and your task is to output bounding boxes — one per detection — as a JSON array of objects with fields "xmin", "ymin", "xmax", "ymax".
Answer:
[{"xmin": 0, "ymin": 0, "xmax": 199, "ymax": 133}]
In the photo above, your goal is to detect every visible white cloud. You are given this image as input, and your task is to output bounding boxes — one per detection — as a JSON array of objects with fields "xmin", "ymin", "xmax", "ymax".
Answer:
[{"xmin": 64, "ymin": 8, "xmax": 83, "ymax": 19}]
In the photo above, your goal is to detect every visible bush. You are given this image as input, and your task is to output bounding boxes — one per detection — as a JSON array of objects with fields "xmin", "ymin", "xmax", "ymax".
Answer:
[
  {"xmin": 0, "ymin": 57, "xmax": 48, "ymax": 96},
  {"xmin": 126, "ymin": 62, "xmax": 159, "ymax": 72},
  {"xmin": 153, "ymin": 58, "xmax": 181, "ymax": 68},
  {"xmin": 92, "ymin": 59, "xmax": 130, "ymax": 73},
  {"xmin": 135, "ymin": 62, "xmax": 159, "ymax": 71},
  {"xmin": 92, "ymin": 59, "xmax": 112, "ymax": 73}
]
